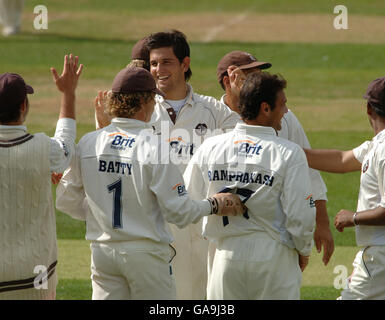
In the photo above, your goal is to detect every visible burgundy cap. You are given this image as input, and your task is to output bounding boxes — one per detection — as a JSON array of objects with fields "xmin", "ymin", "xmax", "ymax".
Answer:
[
  {"xmin": 0, "ymin": 73, "xmax": 34, "ymax": 107},
  {"xmin": 217, "ymin": 50, "xmax": 271, "ymax": 84},
  {"xmin": 364, "ymin": 77, "xmax": 385, "ymax": 110},
  {"xmin": 131, "ymin": 37, "xmax": 149, "ymax": 61},
  {"xmin": 111, "ymin": 67, "xmax": 165, "ymax": 97}
]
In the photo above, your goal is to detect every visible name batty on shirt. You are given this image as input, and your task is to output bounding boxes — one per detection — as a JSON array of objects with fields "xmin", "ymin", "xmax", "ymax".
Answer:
[{"xmin": 99, "ymin": 160, "xmax": 132, "ymax": 175}]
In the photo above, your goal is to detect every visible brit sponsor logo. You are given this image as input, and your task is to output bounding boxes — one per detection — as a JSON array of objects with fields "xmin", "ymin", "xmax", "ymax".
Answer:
[
  {"xmin": 306, "ymin": 194, "xmax": 316, "ymax": 208},
  {"xmin": 172, "ymin": 183, "xmax": 187, "ymax": 196},
  {"xmin": 109, "ymin": 132, "xmax": 135, "ymax": 150},
  {"xmin": 168, "ymin": 136, "xmax": 195, "ymax": 156},
  {"xmin": 234, "ymin": 139, "xmax": 263, "ymax": 156}
]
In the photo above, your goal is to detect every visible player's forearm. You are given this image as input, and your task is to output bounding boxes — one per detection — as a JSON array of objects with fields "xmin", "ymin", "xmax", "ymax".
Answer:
[
  {"xmin": 315, "ymin": 200, "xmax": 330, "ymax": 226},
  {"xmin": 59, "ymin": 92, "xmax": 76, "ymax": 120},
  {"xmin": 303, "ymin": 148, "xmax": 360, "ymax": 173},
  {"xmin": 355, "ymin": 206, "xmax": 385, "ymax": 226},
  {"xmin": 162, "ymin": 197, "xmax": 211, "ymax": 228}
]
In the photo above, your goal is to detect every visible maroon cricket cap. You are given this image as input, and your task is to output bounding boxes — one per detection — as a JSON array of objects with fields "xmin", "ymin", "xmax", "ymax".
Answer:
[
  {"xmin": 111, "ymin": 67, "xmax": 165, "ymax": 97},
  {"xmin": 0, "ymin": 73, "xmax": 34, "ymax": 107},
  {"xmin": 131, "ymin": 37, "xmax": 149, "ymax": 61},
  {"xmin": 217, "ymin": 50, "xmax": 272, "ymax": 84},
  {"xmin": 364, "ymin": 77, "xmax": 385, "ymax": 110}
]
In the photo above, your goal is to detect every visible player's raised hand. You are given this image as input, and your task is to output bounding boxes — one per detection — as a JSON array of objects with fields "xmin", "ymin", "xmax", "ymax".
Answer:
[
  {"xmin": 51, "ymin": 54, "xmax": 84, "ymax": 94},
  {"xmin": 208, "ymin": 193, "xmax": 246, "ymax": 216},
  {"xmin": 94, "ymin": 90, "xmax": 112, "ymax": 129},
  {"xmin": 227, "ymin": 65, "xmax": 246, "ymax": 97}
]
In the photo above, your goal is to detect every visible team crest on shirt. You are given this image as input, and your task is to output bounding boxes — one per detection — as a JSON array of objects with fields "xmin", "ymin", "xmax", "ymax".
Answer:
[
  {"xmin": 362, "ymin": 160, "xmax": 369, "ymax": 173},
  {"xmin": 194, "ymin": 123, "xmax": 208, "ymax": 136}
]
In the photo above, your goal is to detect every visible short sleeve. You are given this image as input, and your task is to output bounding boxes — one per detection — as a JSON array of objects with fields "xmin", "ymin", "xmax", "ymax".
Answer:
[{"xmin": 353, "ymin": 141, "xmax": 371, "ymax": 163}]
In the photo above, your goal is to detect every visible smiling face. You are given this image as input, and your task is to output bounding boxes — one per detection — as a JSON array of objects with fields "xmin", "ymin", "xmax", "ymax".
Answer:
[{"xmin": 149, "ymin": 47, "xmax": 189, "ymax": 98}]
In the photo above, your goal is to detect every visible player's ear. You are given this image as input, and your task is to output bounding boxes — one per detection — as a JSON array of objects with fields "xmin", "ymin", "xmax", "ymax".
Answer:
[
  {"xmin": 261, "ymin": 101, "xmax": 270, "ymax": 114},
  {"xmin": 19, "ymin": 98, "xmax": 28, "ymax": 114},
  {"xmin": 367, "ymin": 102, "xmax": 373, "ymax": 116},
  {"xmin": 181, "ymin": 56, "xmax": 190, "ymax": 72},
  {"xmin": 223, "ymin": 75, "xmax": 230, "ymax": 89}
]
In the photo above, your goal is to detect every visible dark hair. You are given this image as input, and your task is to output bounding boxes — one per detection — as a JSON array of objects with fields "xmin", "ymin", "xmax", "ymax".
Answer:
[
  {"xmin": 239, "ymin": 72, "xmax": 287, "ymax": 121},
  {"xmin": 146, "ymin": 30, "xmax": 192, "ymax": 81},
  {"xmin": 219, "ymin": 76, "xmax": 226, "ymax": 91},
  {"xmin": 0, "ymin": 97, "xmax": 26, "ymax": 124},
  {"xmin": 368, "ymin": 101, "xmax": 385, "ymax": 118}
]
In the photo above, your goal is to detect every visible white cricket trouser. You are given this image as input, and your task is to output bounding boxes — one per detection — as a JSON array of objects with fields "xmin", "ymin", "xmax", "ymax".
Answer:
[
  {"xmin": 90, "ymin": 240, "xmax": 176, "ymax": 300},
  {"xmin": 0, "ymin": 0, "xmax": 24, "ymax": 29},
  {"xmin": 340, "ymin": 246, "xmax": 385, "ymax": 300},
  {"xmin": 169, "ymin": 221, "xmax": 209, "ymax": 299},
  {"xmin": 207, "ymin": 231, "xmax": 302, "ymax": 300}
]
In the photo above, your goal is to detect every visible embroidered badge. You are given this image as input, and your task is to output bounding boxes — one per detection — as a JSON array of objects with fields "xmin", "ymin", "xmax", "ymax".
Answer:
[
  {"xmin": 362, "ymin": 159, "xmax": 369, "ymax": 173},
  {"xmin": 194, "ymin": 123, "xmax": 208, "ymax": 136}
]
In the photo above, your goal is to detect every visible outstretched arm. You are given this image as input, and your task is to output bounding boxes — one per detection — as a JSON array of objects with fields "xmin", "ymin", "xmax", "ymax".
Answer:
[
  {"xmin": 49, "ymin": 54, "xmax": 83, "ymax": 174},
  {"xmin": 335, "ymin": 207, "xmax": 385, "ymax": 232},
  {"xmin": 303, "ymin": 148, "xmax": 361, "ymax": 173}
]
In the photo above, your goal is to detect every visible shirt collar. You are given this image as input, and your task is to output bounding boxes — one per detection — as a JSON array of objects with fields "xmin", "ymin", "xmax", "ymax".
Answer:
[
  {"xmin": 234, "ymin": 122, "xmax": 277, "ymax": 136},
  {"xmin": 373, "ymin": 128, "xmax": 385, "ymax": 142},
  {"xmin": 155, "ymin": 84, "xmax": 195, "ymax": 107},
  {"xmin": 0, "ymin": 125, "xmax": 27, "ymax": 132},
  {"xmin": 220, "ymin": 94, "xmax": 227, "ymax": 106},
  {"xmin": 111, "ymin": 117, "xmax": 152, "ymax": 129}
]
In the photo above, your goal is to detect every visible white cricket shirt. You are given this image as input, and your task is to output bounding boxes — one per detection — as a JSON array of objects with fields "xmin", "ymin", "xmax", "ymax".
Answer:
[
  {"xmin": 0, "ymin": 118, "xmax": 75, "ymax": 173},
  {"xmin": 56, "ymin": 118, "xmax": 211, "ymax": 243},
  {"xmin": 184, "ymin": 122, "xmax": 316, "ymax": 256},
  {"xmin": 353, "ymin": 129, "xmax": 385, "ymax": 246},
  {"xmin": 220, "ymin": 94, "xmax": 327, "ymax": 201},
  {"xmin": 151, "ymin": 85, "xmax": 241, "ymax": 173}
]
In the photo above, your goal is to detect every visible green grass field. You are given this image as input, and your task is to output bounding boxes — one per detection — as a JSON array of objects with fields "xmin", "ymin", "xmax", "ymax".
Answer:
[{"xmin": 1, "ymin": 0, "xmax": 385, "ymax": 300}]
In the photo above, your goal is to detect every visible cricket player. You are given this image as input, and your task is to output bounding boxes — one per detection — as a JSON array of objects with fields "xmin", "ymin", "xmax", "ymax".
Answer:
[
  {"xmin": 184, "ymin": 72, "xmax": 316, "ymax": 299},
  {"xmin": 304, "ymin": 77, "xmax": 385, "ymax": 300},
  {"xmin": 145, "ymin": 30, "xmax": 241, "ymax": 299},
  {"xmin": 216, "ymin": 50, "xmax": 334, "ymax": 266},
  {"xmin": 56, "ymin": 67, "xmax": 245, "ymax": 300},
  {"xmin": 0, "ymin": 54, "xmax": 83, "ymax": 299}
]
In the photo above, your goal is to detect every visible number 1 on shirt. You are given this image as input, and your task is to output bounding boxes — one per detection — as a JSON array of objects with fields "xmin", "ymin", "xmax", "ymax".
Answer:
[{"xmin": 107, "ymin": 178, "xmax": 123, "ymax": 229}]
